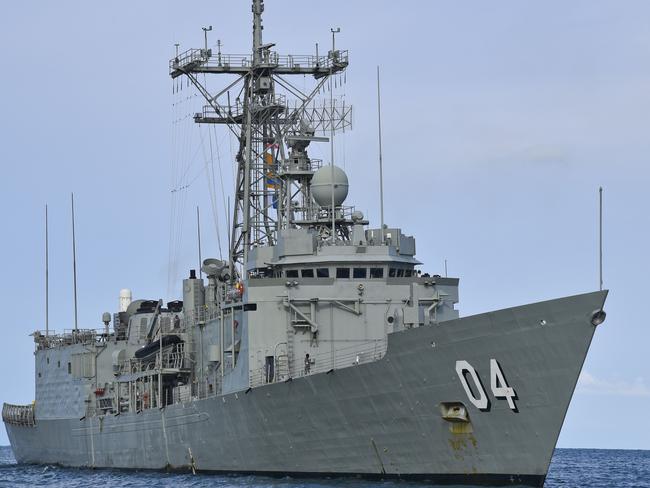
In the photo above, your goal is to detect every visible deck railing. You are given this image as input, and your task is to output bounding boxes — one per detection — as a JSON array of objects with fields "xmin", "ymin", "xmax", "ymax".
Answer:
[
  {"xmin": 170, "ymin": 49, "xmax": 349, "ymax": 74},
  {"xmin": 32, "ymin": 329, "xmax": 106, "ymax": 350},
  {"xmin": 118, "ymin": 343, "xmax": 187, "ymax": 375},
  {"xmin": 2, "ymin": 403, "xmax": 35, "ymax": 427},
  {"xmin": 249, "ymin": 338, "xmax": 386, "ymax": 388}
]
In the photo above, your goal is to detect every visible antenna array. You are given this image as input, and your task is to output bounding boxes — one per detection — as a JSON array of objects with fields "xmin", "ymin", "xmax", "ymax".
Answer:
[{"xmin": 169, "ymin": 0, "xmax": 350, "ymax": 273}]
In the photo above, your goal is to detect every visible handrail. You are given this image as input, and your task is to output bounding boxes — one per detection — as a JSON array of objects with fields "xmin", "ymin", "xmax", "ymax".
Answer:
[
  {"xmin": 2, "ymin": 403, "xmax": 35, "ymax": 427},
  {"xmin": 170, "ymin": 49, "xmax": 349, "ymax": 74},
  {"xmin": 249, "ymin": 338, "xmax": 386, "ymax": 388},
  {"xmin": 32, "ymin": 328, "xmax": 105, "ymax": 350},
  {"xmin": 118, "ymin": 342, "xmax": 186, "ymax": 375}
]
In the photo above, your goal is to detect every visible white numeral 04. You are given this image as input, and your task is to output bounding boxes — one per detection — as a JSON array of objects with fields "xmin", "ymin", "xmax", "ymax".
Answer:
[{"xmin": 455, "ymin": 359, "xmax": 517, "ymax": 411}]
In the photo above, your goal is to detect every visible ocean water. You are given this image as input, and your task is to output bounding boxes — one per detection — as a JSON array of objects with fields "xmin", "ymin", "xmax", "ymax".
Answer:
[{"xmin": 0, "ymin": 446, "xmax": 647, "ymax": 488}]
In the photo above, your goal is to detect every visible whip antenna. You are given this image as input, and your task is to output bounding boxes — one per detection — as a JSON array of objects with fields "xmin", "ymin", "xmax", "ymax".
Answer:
[
  {"xmin": 197, "ymin": 206, "xmax": 203, "ymax": 279},
  {"xmin": 330, "ymin": 27, "xmax": 340, "ymax": 241},
  {"xmin": 377, "ymin": 66, "xmax": 385, "ymax": 244},
  {"xmin": 71, "ymin": 193, "xmax": 78, "ymax": 332},
  {"xmin": 599, "ymin": 186, "xmax": 603, "ymax": 291},
  {"xmin": 45, "ymin": 204, "xmax": 49, "ymax": 337}
]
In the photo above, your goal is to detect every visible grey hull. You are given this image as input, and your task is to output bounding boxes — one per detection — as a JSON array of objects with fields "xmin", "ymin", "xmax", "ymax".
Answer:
[{"xmin": 6, "ymin": 291, "xmax": 606, "ymax": 486}]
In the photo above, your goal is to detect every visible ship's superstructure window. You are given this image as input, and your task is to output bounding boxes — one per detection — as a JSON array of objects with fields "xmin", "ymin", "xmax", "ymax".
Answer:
[
  {"xmin": 388, "ymin": 267, "xmax": 416, "ymax": 278},
  {"xmin": 389, "ymin": 267, "xmax": 407, "ymax": 277},
  {"xmin": 67, "ymin": 362, "xmax": 71, "ymax": 374},
  {"xmin": 336, "ymin": 268, "xmax": 350, "ymax": 278},
  {"xmin": 370, "ymin": 268, "xmax": 384, "ymax": 279},
  {"xmin": 285, "ymin": 268, "xmax": 334, "ymax": 278},
  {"xmin": 317, "ymin": 268, "xmax": 330, "ymax": 278},
  {"xmin": 353, "ymin": 268, "xmax": 367, "ymax": 279}
]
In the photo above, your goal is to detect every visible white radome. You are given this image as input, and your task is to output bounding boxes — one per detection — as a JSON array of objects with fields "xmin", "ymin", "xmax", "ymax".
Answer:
[
  {"xmin": 119, "ymin": 288, "xmax": 132, "ymax": 313},
  {"xmin": 311, "ymin": 165, "xmax": 349, "ymax": 208}
]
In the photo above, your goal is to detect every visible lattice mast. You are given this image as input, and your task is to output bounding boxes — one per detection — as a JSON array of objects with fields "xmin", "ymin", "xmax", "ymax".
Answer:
[{"xmin": 169, "ymin": 0, "xmax": 350, "ymax": 276}]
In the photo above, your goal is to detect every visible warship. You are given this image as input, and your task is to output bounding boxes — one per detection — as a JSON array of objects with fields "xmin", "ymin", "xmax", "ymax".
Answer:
[{"xmin": 4, "ymin": 1, "xmax": 607, "ymax": 486}]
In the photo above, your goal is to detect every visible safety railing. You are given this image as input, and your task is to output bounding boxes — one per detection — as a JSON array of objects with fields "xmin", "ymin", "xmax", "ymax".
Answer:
[
  {"xmin": 170, "ymin": 49, "xmax": 349, "ymax": 74},
  {"xmin": 2, "ymin": 403, "xmax": 35, "ymax": 427},
  {"xmin": 118, "ymin": 343, "xmax": 187, "ymax": 375},
  {"xmin": 182, "ymin": 308, "xmax": 221, "ymax": 328},
  {"xmin": 33, "ymin": 329, "xmax": 104, "ymax": 350},
  {"xmin": 169, "ymin": 48, "xmax": 209, "ymax": 72},
  {"xmin": 249, "ymin": 338, "xmax": 386, "ymax": 388},
  {"xmin": 196, "ymin": 94, "xmax": 288, "ymax": 123},
  {"xmin": 196, "ymin": 102, "xmax": 245, "ymax": 121}
]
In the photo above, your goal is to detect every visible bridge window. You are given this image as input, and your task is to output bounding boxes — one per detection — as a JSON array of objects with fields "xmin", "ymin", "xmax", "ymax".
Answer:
[
  {"xmin": 301, "ymin": 269, "xmax": 314, "ymax": 278},
  {"xmin": 353, "ymin": 268, "xmax": 367, "ymax": 279},
  {"xmin": 370, "ymin": 268, "xmax": 384, "ymax": 279},
  {"xmin": 336, "ymin": 268, "xmax": 350, "ymax": 278},
  {"xmin": 389, "ymin": 268, "xmax": 397, "ymax": 277},
  {"xmin": 397, "ymin": 269, "xmax": 405, "ymax": 277},
  {"xmin": 404, "ymin": 269, "xmax": 413, "ymax": 277},
  {"xmin": 317, "ymin": 268, "xmax": 330, "ymax": 278},
  {"xmin": 286, "ymin": 270, "xmax": 299, "ymax": 278}
]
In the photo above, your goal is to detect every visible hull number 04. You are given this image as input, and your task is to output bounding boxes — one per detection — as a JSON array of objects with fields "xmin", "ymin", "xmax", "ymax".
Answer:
[{"xmin": 455, "ymin": 360, "xmax": 517, "ymax": 411}]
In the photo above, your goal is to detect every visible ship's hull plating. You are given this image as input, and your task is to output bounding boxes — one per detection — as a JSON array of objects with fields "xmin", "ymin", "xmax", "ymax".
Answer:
[{"xmin": 6, "ymin": 291, "xmax": 607, "ymax": 486}]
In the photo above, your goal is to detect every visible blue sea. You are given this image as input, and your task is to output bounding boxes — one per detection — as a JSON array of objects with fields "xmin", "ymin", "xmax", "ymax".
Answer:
[{"xmin": 0, "ymin": 446, "xmax": 647, "ymax": 487}]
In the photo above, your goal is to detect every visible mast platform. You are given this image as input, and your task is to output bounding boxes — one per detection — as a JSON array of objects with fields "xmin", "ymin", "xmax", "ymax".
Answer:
[{"xmin": 170, "ymin": 49, "xmax": 349, "ymax": 79}]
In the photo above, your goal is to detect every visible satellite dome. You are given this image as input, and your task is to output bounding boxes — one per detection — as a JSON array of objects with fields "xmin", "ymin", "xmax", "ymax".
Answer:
[
  {"xmin": 202, "ymin": 258, "xmax": 227, "ymax": 278},
  {"xmin": 311, "ymin": 165, "xmax": 349, "ymax": 208}
]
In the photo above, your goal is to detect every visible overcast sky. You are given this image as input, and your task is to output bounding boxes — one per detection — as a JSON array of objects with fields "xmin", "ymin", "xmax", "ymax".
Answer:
[{"xmin": 1, "ymin": 1, "xmax": 649, "ymax": 449}]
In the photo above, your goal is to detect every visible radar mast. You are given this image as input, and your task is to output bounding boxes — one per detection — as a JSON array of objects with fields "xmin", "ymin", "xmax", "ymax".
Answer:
[{"xmin": 170, "ymin": 0, "xmax": 351, "ymax": 275}]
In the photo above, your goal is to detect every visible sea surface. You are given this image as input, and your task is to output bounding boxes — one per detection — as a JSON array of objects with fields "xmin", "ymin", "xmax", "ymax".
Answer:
[{"xmin": 0, "ymin": 446, "xmax": 647, "ymax": 488}]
